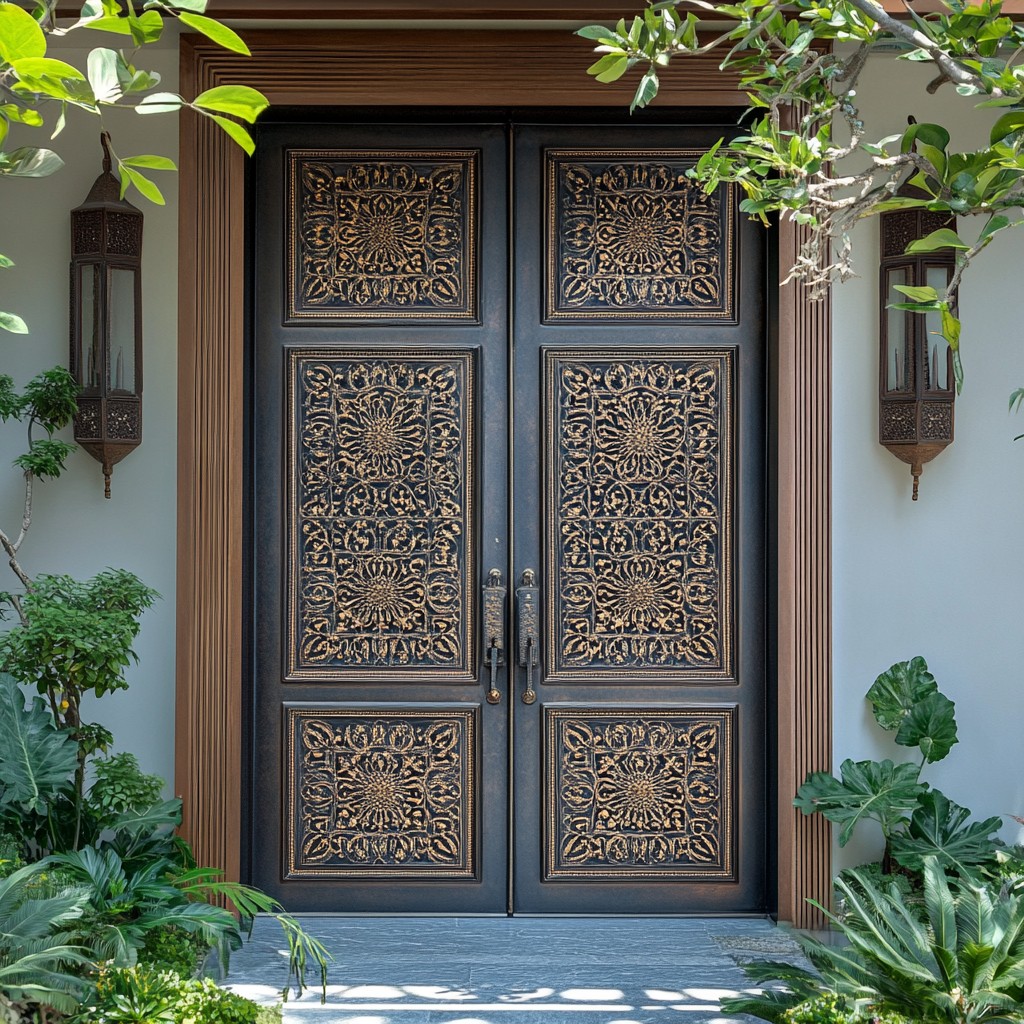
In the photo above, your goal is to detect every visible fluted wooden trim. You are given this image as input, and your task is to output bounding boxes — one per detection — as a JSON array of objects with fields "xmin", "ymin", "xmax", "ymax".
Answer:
[
  {"xmin": 175, "ymin": 44, "xmax": 245, "ymax": 884},
  {"xmin": 776, "ymin": 220, "xmax": 833, "ymax": 930},
  {"xmin": 176, "ymin": 31, "xmax": 832, "ymax": 920}
]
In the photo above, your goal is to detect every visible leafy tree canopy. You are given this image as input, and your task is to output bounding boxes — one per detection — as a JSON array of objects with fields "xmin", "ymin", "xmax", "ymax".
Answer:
[
  {"xmin": 581, "ymin": 0, "xmax": 1024, "ymax": 389},
  {"xmin": 0, "ymin": 0, "xmax": 268, "ymax": 334}
]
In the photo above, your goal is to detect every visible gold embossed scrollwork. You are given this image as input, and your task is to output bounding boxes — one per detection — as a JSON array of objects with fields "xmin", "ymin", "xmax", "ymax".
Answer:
[
  {"xmin": 291, "ymin": 152, "xmax": 477, "ymax": 319},
  {"xmin": 547, "ymin": 152, "xmax": 735, "ymax": 321},
  {"xmin": 546, "ymin": 352, "xmax": 732, "ymax": 679},
  {"xmin": 289, "ymin": 352, "xmax": 475, "ymax": 678},
  {"xmin": 546, "ymin": 708, "xmax": 733, "ymax": 879},
  {"xmin": 289, "ymin": 709, "xmax": 475, "ymax": 878}
]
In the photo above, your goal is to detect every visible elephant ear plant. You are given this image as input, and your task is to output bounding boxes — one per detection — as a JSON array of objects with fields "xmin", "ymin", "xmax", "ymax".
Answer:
[{"xmin": 795, "ymin": 656, "xmax": 1002, "ymax": 882}]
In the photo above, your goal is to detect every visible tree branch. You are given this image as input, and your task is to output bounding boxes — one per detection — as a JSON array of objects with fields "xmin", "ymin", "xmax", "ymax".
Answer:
[{"xmin": 843, "ymin": 0, "xmax": 996, "ymax": 94}]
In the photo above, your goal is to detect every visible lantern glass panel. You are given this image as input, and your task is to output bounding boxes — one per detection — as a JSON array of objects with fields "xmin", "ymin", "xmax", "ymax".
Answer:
[
  {"xmin": 924, "ymin": 264, "xmax": 950, "ymax": 392},
  {"xmin": 108, "ymin": 267, "xmax": 137, "ymax": 392},
  {"xmin": 79, "ymin": 263, "xmax": 102, "ymax": 390},
  {"xmin": 885, "ymin": 265, "xmax": 910, "ymax": 392}
]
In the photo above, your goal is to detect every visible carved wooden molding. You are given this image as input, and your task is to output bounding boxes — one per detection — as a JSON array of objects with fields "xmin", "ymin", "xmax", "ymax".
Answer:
[{"xmin": 177, "ymin": 30, "xmax": 832, "ymax": 923}]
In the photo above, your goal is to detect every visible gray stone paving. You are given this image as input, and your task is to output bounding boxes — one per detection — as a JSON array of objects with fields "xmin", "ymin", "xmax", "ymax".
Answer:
[{"xmin": 223, "ymin": 916, "xmax": 805, "ymax": 1024}]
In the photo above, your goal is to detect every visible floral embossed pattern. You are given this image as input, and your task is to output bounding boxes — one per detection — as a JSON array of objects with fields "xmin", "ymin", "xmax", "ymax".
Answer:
[
  {"xmin": 546, "ymin": 352, "xmax": 732, "ymax": 678},
  {"xmin": 287, "ymin": 708, "xmax": 475, "ymax": 877},
  {"xmin": 288, "ymin": 352, "xmax": 474, "ymax": 677},
  {"xmin": 546, "ymin": 151, "xmax": 734, "ymax": 320},
  {"xmin": 290, "ymin": 152, "xmax": 476, "ymax": 318},
  {"xmin": 545, "ymin": 708, "xmax": 733, "ymax": 879}
]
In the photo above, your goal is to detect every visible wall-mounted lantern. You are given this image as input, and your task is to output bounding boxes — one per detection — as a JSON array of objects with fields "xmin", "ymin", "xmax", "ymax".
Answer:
[
  {"xmin": 70, "ymin": 132, "xmax": 143, "ymax": 499},
  {"xmin": 878, "ymin": 197, "xmax": 957, "ymax": 500}
]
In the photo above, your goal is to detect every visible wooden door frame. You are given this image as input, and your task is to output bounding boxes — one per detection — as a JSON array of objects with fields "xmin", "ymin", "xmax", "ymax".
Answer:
[{"xmin": 175, "ymin": 29, "xmax": 832, "ymax": 927}]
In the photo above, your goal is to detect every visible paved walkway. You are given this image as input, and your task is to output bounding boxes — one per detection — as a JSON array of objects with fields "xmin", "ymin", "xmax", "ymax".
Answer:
[{"xmin": 223, "ymin": 916, "xmax": 803, "ymax": 1024}]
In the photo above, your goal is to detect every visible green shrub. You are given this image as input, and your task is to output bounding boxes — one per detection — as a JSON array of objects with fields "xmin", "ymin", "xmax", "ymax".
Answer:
[
  {"xmin": 174, "ymin": 977, "xmax": 278, "ymax": 1024},
  {"xmin": 73, "ymin": 965, "xmax": 282, "ymax": 1024},
  {"xmin": 782, "ymin": 994, "xmax": 910, "ymax": 1024},
  {"xmin": 138, "ymin": 925, "xmax": 208, "ymax": 977},
  {"xmin": 88, "ymin": 754, "xmax": 165, "ymax": 829}
]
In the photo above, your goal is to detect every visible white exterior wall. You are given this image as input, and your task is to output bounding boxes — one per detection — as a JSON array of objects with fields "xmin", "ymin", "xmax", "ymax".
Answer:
[
  {"xmin": 832, "ymin": 54, "xmax": 1024, "ymax": 865},
  {"xmin": 1, "ymin": 34, "xmax": 180, "ymax": 787}
]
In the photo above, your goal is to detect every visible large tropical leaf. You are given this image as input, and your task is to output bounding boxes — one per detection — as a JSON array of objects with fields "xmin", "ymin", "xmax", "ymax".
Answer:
[
  {"xmin": 890, "ymin": 790, "xmax": 1001, "ymax": 878},
  {"xmin": 718, "ymin": 989, "xmax": 807, "ymax": 1022},
  {"xmin": 0, "ymin": 863, "xmax": 89, "ymax": 1011},
  {"xmin": 865, "ymin": 656, "xmax": 937, "ymax": 731},
  {"xmin": 894, "ymin": 690, "xmax": 958, "ymax": 762},
  {"xmin": 0, "ymin": 672, "xmax": 77, "ymax": 816},
  {"xmin": 794, "ymin": 759, "xmax": 925, "ymax": 846}
]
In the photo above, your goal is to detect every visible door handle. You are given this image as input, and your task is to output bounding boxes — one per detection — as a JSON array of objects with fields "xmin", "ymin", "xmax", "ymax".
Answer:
[
  {"xmin": 482, "ymin": 568, "xmax": 506, "ymax": 704},
  {"xmin": 516, "ymin": 569, "xmax": 539, "ymax": 705}
]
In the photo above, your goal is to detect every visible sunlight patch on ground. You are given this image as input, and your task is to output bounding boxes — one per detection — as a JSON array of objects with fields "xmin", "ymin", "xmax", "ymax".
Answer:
[{"xmin": 560, "ymin": 987, "xmax": 626, "ymax": 1001}]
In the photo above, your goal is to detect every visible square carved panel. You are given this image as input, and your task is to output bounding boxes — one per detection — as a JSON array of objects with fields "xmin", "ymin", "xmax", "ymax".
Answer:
[
  {"xmin": 545, "ymin": 706, "xmax": 735, "ymax": 880},
  {"xmin": 289, "ymin": 151, "xmax": 477, "ymax": 319},
  {"xmin": 546, "ymin": 150, "xmax": 735, "ymax": 321},
  {"xmin": 287, "ymin": 350, "xmax": 476, "ymax": 679},
  {"xmin": 287, "ymin": 705, "xmax": 477, "ymax": 878},
  {"xmin": 545, "ymin": 350, "xmax": 733, "ymax": 679}
]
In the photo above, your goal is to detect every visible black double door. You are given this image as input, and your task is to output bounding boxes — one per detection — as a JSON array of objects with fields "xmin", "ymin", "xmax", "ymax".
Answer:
[{"xmin": 250, "ymin": 117, "xmax": 766, "ymax": 914}]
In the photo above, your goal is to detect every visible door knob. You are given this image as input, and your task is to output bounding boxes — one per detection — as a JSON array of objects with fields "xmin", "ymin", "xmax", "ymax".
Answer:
[
  {"xmin": 516, "ymin": 569, "xmax": 539, "ymax": 705},
  {"xmin": 482, "ymin": 568, "xmax": 506, "ymax": 704}
]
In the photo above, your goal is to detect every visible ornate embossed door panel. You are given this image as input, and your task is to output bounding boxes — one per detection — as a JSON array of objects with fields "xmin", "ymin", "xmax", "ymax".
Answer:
[
  {"xmin": 250, "ymin": 117, "xmax": 766, "ymax": 914},
  {"xmin": 510, "ymin": 125, "xmax": 765, "ymax": 913},
  {"xmin": 250, "ymin": 122, "xmax": 510, "ymax": 912}
]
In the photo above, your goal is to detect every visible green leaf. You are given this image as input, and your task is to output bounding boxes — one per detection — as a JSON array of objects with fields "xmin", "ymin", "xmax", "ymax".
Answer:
[
  {"xmin": 906, "ymin": 228, "xmax": 970, "ymax": 253},
  {"xmin": 0, "ymin": 104, "xmax": 43, "ymax": 127},
  {"xmin": 893, "ymin": 283, "xmax": 940, "ymax": 303},
  {"xmin": 10, "ymin": 57, "xmax": 87, "ymax": 83},
  {"xmin": 990, "ymin": 109, "xmax": 1024, "ymax": 144},
  {"xmin": 121, "ymin": 154, "xmax": 176, "ymax": 171},
  {"xmin": 0, "ymin": 254, "xmax": 12, "ymax": 269},
  {"xmin": 866, "ymin": 656, "xmax": 937, "ymax": 731},
  {"xmin": 794, "ymin": 758, "xmax": 924, "ymax": 846},
  {"xmin": 0, "ymin": 147, "xmax": 64, "ymax": 178},
  {"xmin": 207, "ymin": 113, "xmax": 254, "ymax": 155},
  {"xmin": 895, "ymin": 690, "xmax": 958, "ymax": 762},
  {"xmin": 192, "ymin": 84, "xmax": 268, "ymax": 123},
  {"xmin": 136, "ymin": 91, "xmax": 184, "ymax": 114},
  {"xmin": 119, "ymin": 165, "xmax": 165, "ymax": 205},
  {"xmin": 129, "ymin": 9, "xmax": 164, "ymax": 44},
  {"xmin": 0, "ymin": 311, "xmax": 28, "ymax": 334},
  {"xmin": 87, "ymin": 47, "xmax": 122, "ymax": 104},
  {"xmin": 177, "ymin": 12, "xmax": 250, "ymax": 55},
  {"xmin": 0, "ymin": 674, "xmax": 78, "ymax": 818},
  {"xmin": 630, "ymin": 68, "xmax": 659, "ymax": 112},
  {"xmin": 890, "ymin": 790, "xmax": 1002, "ymax": 878},
  {"xmin": 979, "ymin": 214, "xmax": 1011, "ymax": 242},
  {"xmin": 576, "ymin": 24, "xmax": 620, "ymax": 42},
  {"xmin": 14, "ymin": 439, "xmax": 76, "ymax": 480},
  {"xmin": 0, "ymin": 3, "xmax": 46, "ymax": 63}
]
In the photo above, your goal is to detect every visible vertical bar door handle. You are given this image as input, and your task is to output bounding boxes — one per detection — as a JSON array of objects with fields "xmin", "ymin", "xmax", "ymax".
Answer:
[
  {"xmin": 516, "ymin": 569, "xmax": 539, "ymax": 705},
  {"xmin": 482, "ymin": 568, "xmax": 506, "ymax": 704}
]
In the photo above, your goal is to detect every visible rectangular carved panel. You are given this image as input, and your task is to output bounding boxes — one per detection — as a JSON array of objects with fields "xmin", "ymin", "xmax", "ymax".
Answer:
[
  {"xmin": 289, "ymin": 150, "xmax": 477, "ymax": 319},
  {"xmin": 545, "ymin": 706, "xmax": 735, "ymax": 880},
  {"xmin": 545, "ymin": 350, "xmax": 733, "ymax": 679},
  {"xmin": 287, "ymin": 350, "xmax": 476, "ymax": 679},
  {"xmin": 546, "ymin": 150, "xmax": 735, "ymax": 321},
  {"xmin": 286, "ymin": 705, "xmax": 477, "ymax": 878}
]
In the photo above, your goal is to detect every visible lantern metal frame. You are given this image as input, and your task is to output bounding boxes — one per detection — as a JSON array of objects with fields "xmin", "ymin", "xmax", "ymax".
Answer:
[
  {"xmin": 878, "ymin": 199, "xmax": 957, "ymax": 500},
  {"xmin": 69, "ymin": 132, "xmax": 144, "ymax": 498}
]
